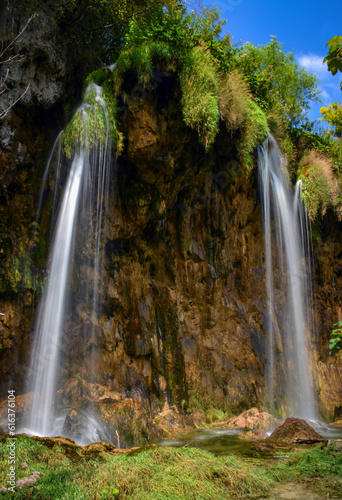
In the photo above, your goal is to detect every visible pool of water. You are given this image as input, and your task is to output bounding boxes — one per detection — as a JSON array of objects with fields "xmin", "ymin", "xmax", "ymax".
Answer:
[
  {"xmin": 158, "ymin": 424, "xmax": 342, "ymax": 457},
  {"xmin": 158, "ymin": 428, "xmax": 254, "ymax": 456}
]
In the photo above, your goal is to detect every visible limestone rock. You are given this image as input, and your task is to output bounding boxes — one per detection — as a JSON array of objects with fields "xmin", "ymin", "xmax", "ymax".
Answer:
[
  {"xmin": 153, "ymin": 403, "xmax": 195, "ymax": 433},
  {"xmin": 226, "ymin": 408, "xmax": 282, "ymax": 433},
  {"xmin": 266, "ymin": 417, "xmax": 326, "ymax": 445},
  {"xmin": 0, "ymin": 392, "xmax": 33, "ymax": 429}
]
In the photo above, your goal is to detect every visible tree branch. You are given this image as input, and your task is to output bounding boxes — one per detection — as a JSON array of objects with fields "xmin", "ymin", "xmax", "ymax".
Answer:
[
  {"xmin": 0, "ymin": 13, "xmax": 37, "ymax": 61},
  {"xmin": 0, "ymin": 84, "xmax": 30, "ymax": 120}
]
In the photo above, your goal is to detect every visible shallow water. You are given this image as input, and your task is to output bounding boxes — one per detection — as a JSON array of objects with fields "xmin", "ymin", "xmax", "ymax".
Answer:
[
  {"xmin": 158, "ymin": 425, "xmax": 342, "ymax": 457},
  {"xmin": 158, "ymin": 428, "xmax": 254, "ymax": 456}
]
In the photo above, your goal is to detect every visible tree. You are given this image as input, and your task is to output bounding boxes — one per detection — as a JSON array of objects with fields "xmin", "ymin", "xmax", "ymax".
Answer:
[
  {"xmin": 320, "ymin": 102, "xmax": 342, "ymax": 138},
  {"xmin": 324, "ymin": 35, "xmax": 342, "ymax": 90},
  {"xmin": 236, "ymin": 36, "xmax": 321, "ymax": 126}
]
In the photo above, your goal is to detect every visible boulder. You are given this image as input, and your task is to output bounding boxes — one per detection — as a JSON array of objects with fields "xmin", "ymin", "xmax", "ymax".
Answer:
[
  {"xmin": 226, "ymin": 407, "xmax": 282, "ymax": 433},
  {"xmin": 266, "ymin": 417, "xmax": 326, "ymax": 446},
  {"xmin": 154, "ymin": 402, "xmax": 195, "ymax": 432}
]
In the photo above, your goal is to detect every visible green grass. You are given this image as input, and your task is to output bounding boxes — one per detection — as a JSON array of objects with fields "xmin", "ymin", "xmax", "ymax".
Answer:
[
  {"xmin": 1, "ymin": 436, "xmax": 341, "ymax": 499},
  {"xmin": 266, "ymin": 444, "xmax": 342, "ymax": 496},
  {"xmin": 0, "ymin": 436, "xmax": 271, "ymax": 499}
]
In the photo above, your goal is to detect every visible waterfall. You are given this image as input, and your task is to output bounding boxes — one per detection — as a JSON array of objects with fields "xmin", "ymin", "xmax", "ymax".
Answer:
[
  {"xmin": 25, "ymin": 84, "xmax": 112, "ymax": 439},
  {"xmin": 258, "ymin": 134, "xmax": 316, "ymax": 420}
]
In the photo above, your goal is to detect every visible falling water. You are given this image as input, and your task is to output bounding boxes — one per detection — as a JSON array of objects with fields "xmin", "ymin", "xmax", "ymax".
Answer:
[
  {"xmin": 258, "ymin": 135, "xmax": 316, "ymax": 419},
  {"xmin": 25, "ymin": 84, "xmax": 112, "ymax": 439}
]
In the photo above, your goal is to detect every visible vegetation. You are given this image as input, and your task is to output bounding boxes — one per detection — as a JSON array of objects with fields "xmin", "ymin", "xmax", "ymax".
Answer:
[
  {"xmin": 235, "ymin": 36, "xmax": 321, "ymax": 127},
  {"xmin": 0, "ymin": 435, "xmax": 341, "ymax": 499},
  {"xmin": 324, "ymin": 35, "xmax": 342, "ymax": 87},
  {"xmin": 329, "ymin": 321, "xmax": 342, "ymax": 357},
  {"xmin": 179, "ymin": 46, "xmax": 219, "ymax": 149},
  {"xmin": 298, "ymin": 150, "xmax": 339, "ymax": 220},
  {"xmin": 320, "ymin": 102, "xmax": 342, "ymax": 138},
  {"xmin": 62, "ymin": 84, "xmax": 111, "ymax": 158}
]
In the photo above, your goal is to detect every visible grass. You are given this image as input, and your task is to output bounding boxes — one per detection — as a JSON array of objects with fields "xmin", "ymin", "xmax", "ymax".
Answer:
[
  {"xmin": 1, "ymin": 435, "xmax": 341, "ymax": 499},
  {"xmin": 0, "ymin": 435, "xmax": 271, "ymax": 499},
  {"xmin": 267, "ymin": 443, "xmax": 342, "ymax": 496}
]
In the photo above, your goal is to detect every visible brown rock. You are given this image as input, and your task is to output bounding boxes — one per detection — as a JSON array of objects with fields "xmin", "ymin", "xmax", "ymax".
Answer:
[
  {"xmin": 266, "ymin": 417, "xmax": 326, "ymax": 446},
  {"xmin": 0, "ymin": 392, "xmax": 33, "ymax": 428},
  {"xmin": 192, "ymin": 411, "xmax": 206, "ymax": 425},
  {"xmin": 154, "ymin": 403, "xmax": 195, "ymax": 432},
  {"xmin": 227, "ymin": 407, "xmax": 282, "ymax": 433},
  {"xmin": 238, "ymin": 429, "xmax": 268, "ymax": 441}
]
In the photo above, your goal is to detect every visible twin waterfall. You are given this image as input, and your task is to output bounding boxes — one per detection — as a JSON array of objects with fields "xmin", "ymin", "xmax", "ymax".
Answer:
[{"xmin": 25, "ymin": 84, "xmax": 316, "ymax": 441}]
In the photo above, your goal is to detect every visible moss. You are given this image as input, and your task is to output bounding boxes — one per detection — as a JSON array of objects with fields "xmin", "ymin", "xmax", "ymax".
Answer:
[
  {"xmin": 298, "ymin": 150, "xmax": 339, "ymax": 220},
  {"xmin": 152, "ymin": 302, "xmax": 188, "ymax": 409},
  {"xmin": 179, "ymin": 46, "xmax": 219, "ymax": 150},
  {"xmin": 238, "ymin": 99, "xmax": 269, "ymax": 171},
  {"xmin": 114, "ymin": 41, "xmax": 174, "ymax": 91},
  {"xmin": 62, "ymin": 84, "xmax": 112, "ymax": 159}
]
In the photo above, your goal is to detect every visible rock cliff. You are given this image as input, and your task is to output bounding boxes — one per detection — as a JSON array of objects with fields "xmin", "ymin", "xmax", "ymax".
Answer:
[{"xmin": 0, "ymin": 8, "xmax": 341, "ymax": 430}]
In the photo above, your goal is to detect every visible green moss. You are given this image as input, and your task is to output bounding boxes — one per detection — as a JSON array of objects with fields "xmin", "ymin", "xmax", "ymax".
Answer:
[
  {"xmin": 238, "ymin": 99, "xmax": 269, "ymax": 170},
  {"xmin": 179, "ymin": 46, "xmax": 219, "ymax": 150},
  {"xmin": 205, "ymin": 408, "xmax": 227, "ymax": 423},
  {"xmin": 114, "ymin": 41, "xmax": 173, "ymax": 90},
  {"xmin": 62, "ymin": 84, "xmax": 112, "ymax": 159},
  {"xmin": 298, "ymin": 151, "xmax": 339, "ymax": 220}
]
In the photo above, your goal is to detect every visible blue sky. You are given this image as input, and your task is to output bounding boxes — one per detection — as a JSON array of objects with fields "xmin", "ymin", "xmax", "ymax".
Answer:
[{"xmin": 201, "ymin": 0, "xmax": 342, "ymax": 126}]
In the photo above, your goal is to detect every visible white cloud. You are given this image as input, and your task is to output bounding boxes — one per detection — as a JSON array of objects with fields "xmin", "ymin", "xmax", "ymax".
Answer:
[
  {"xmin": 321, "ymin": 89, "xmax": 330, "ymax": 100},
  {"xmin": 297, "ymin": 54, "xmax": 328, "ymax": 78}
]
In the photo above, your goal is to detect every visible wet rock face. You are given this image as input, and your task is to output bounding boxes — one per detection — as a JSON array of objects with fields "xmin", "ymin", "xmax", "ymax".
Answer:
[
  {"xmin": 57, "ymin": 74, "xmax": 269, "ymax": 416},
  {"xmin": 0, "ymin": 17, "xmax": 341, "ymax": 423}
]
